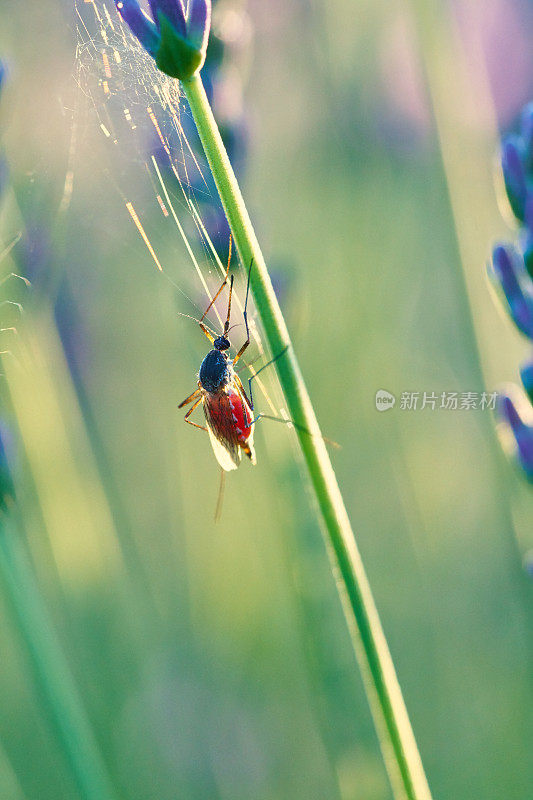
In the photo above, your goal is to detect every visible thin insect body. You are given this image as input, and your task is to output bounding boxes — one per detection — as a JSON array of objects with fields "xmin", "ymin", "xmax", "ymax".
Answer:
[
  {"xmin": 178, "ymin": 244, "xmax": 258, "ymax": 472},
  {"xmin": 178, "ymin": 241, "xmax": 294, "ymax": 473}
]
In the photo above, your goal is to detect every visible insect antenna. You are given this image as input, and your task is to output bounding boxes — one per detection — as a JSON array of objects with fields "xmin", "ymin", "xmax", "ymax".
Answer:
[
  {"xmin": 176, "ymin": 310, "xmax": 218, "ymax": 339},
  {"xmin": 223, "ymin": 274, "xmax": 234, "ymax": 336}
]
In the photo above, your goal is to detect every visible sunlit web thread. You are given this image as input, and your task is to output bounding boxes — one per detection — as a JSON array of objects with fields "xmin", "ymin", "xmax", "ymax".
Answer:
[
  {"xmin": 75, "ymin": 1, "xmax": 213, "ymax": 310},
  {"xmin": 77, "ymin": 2, "xmax": 222, "ymax": 274},
  {"xmin": 74, "ymin": 0, "xmax": 284, "ymax": 418},
  {"xmin": 76, "ymin": 1, "xmax": 227, "ymax": 305}
]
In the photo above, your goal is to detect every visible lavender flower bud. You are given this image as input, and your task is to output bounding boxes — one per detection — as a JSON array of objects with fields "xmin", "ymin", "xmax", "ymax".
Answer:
[
  {"xmin": 497, "ymin": 392, "xmax": 533, "ymax": 482},
  {"xmin": 501, "ymin": 135, "xmax": 529, "ymax": 223},
  {"xmin": 148, "ymin": 0, "xmax": 186, "ymax": 37},
  {"xmin": 115, "ymin": 0, "xmax": 160, "ymax": 57},
  {"xmin": 115, "ymin": 0, "xmax": 212, "ymax": 81},
  {"xmin": 491, "ymin": 243, "xmax": 533, "ymax": 339},
  {"xmin": 520, "ymin": 226, "xmax": 533, "ymax": 279},
  {"xmin": 186, "ymin": 0, "xmax": 211, "ymax": 52}
]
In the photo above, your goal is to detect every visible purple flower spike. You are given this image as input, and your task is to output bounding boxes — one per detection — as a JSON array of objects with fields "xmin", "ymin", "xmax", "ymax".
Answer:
[
  {"xmin": 115, "ymin": 0, "xmax": 211, "ymax": 80},
  {"xmin": 501, "ymin": 135, "xmax": 528, "ymax": 223},
  {"xmin": 497, "ymin": 392, "xmax": 533, "ymax": 482},
  {"xmin": 115, "ymin": 0, "xmax": 160, "ymax": 57},
  {"xmin": 492, "ymin": 244, "xmax": 533, "ymax": 339},
  {"xmin": 520, "ymin": 196, "xmax": 533, "ymax": 277}
]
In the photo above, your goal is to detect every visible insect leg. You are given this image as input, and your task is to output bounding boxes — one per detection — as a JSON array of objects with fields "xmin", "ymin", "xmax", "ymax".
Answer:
[
  {"xmin": 246, "ymin": 345, "xmax": 289, "ymax": 411},
  {"xmin": 232, "ymin": 258, "xmax": 253, "ymax": 366},
  {"xmin": 222, "ymin": 274, "xmax": 234, "ymax": 336},
  {"xmin": 233, "ymin": 374, "xmax": 252, "ymax": 411},
  {"xmin": 251, "ymin": 412, "xmax": 340, "ymax": 449},
  {"xmin": 183, "ymin": 396, "xmax": 208, "ymax": 432},
  {"xmin": 199, "ymin": 322, "xmax": 215, "ymax": 345},
  {"xmin": 199, "ymin": 236, "xmax": 232, "ymax": 324},
  {"xmin": 178, "ymin": 387, "xmax": 201, "ymax": 409},
  {"xmin": 234, "ymin": 353, "xmax": 262, "ymax": 374}
]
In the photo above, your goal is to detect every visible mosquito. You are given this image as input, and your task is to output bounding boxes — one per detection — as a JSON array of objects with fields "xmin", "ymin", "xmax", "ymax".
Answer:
[{"xmin": 178, "ymin": 244, "xmax": 284, "ymax": 471}]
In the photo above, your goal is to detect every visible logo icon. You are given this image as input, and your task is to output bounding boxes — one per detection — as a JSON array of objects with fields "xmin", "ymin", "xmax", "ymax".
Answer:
[{"xmin": 375, "ymin": 389, "xmax": 396, "ymax": 411}]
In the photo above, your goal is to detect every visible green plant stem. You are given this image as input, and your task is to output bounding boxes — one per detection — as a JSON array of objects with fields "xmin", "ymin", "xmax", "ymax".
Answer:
[
  {"xmin": 181, "ymin": 73, "xmax": 432, "ymax": 800},
  {"xmin": 0, "ymin": 514, "xmax": 118, "ymax": 800}
]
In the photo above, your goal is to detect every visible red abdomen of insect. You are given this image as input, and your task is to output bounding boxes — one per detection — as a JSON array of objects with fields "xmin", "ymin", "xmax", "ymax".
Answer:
[
  {"xmin": 203, "ymin": 384, "xmax": 256, "ymax": 470},
  {"xmin": 227, "ymin": 387, "xmax": 253, "ymax": 442}
]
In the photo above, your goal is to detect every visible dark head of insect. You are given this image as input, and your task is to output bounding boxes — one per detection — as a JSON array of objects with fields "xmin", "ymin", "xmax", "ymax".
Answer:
[{"xmin": 213, "ymin": 335, "xmax": 230, "ymax": 351}]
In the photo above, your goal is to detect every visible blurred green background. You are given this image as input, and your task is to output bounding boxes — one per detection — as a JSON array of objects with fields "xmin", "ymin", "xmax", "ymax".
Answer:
[{"xmin": 0, "ymin": 0, "xmax": 532, "ymax": 798}]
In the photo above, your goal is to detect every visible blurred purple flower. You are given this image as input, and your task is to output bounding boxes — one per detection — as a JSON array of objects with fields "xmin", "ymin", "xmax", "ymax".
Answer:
[
  {"xmin": 14, "ymin": 224, "xmax": 89, "ymax": 383},
  {"xmin": 489, "ymin": 98, "xmax": 533, "ymax": 491},
  {"xmin": 18, "ymin": 223, "xmax": 51, "ymax": 286},
  {"xmin": 452, "ymin": 0, "xmax": 533, "ymax": 126},
  {"xmin": 379, "ymin": 0, "xmax": 533, "ymax": 139},
  {"xmin": 496, "ymin": 392, "xmax": 533, "ymax": 482},
  {"xmin": 115, "ymin": 0, "xmax": 161, "ymax": 56},
  {"xmin": 501, "ymin": 135, "xmax": 529, "ymax": 222},
  {"xmin": 491, "ymin": 105, "xmax": 533, "ymax": 342},
  {"xmin": 520, "ymin": 228, "xmax": 533, "ymax": 278},
  {"xmin": 491, "ymin": 243, "xmax": 533, "ymax": 339},
  {"xmin": 148, "ymin": 0, "xmax": 187, "ymax": 38}
]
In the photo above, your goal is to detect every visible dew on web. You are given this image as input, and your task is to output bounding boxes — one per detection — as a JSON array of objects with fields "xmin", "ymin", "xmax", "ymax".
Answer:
[{"xmin": 74, "ymin": 0, "xmax": 282, "ymax": 418}]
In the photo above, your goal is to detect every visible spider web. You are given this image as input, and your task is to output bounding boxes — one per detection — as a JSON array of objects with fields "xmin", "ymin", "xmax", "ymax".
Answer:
[{"xmin": 73, "ymin": 0, "xmax": 279, "ymax": 414}]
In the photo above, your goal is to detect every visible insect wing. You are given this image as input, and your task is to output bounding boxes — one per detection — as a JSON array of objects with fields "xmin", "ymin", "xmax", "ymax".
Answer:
[{"xmin": 203, "ymin": 392, "xmax": 242, "ymax": 471}]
